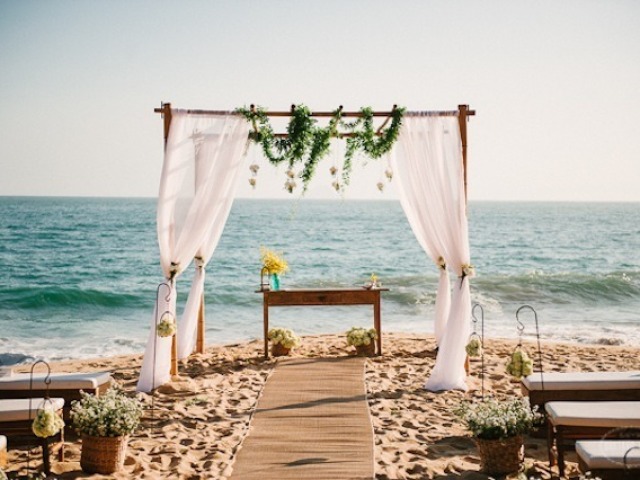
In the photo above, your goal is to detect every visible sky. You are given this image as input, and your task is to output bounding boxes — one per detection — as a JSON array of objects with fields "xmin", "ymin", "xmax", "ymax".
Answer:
[{"xmin": 0, "ymin": 0, "xmax": 639, "ymax": 202}]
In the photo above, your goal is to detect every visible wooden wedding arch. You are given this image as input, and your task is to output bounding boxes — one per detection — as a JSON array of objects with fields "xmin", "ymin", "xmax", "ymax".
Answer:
[{"xmin": 154, "ymin": 102, "xmax": 475, "ymax": 374}]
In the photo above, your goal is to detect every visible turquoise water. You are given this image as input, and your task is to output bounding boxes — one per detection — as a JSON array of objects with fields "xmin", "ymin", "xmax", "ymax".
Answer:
[{"xmin": 1, "ymin": 197, "xmax": 639, "ymax": 365}]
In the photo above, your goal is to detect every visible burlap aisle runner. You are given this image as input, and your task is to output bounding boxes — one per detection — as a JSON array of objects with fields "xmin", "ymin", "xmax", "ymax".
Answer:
[{"xmin": 229, "ymin": 357, "xmax": 374, "ymax": 480}]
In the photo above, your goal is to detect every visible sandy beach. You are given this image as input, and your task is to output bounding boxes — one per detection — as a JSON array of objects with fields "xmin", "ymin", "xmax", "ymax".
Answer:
[{"xmin": 4, "ymin": 333, "xmax": 639, "ymax": 479}]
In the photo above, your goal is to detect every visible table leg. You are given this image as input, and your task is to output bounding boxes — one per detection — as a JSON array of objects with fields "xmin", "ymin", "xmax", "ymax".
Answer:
[
  {"xmin": 263, "ymin": 299, "xmax": 269, "ymax": 359},
  {"xmin": 374, "ymin": 295, "xmax": 382, "ymax": 356}
]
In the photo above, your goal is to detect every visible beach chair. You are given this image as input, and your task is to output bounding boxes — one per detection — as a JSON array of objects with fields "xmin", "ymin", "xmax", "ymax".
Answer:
[
  {"xmin": 522, "ymin": 371, "xmax": 640, "ymax": 410},
  {"xmin": 576, "ymin": 439, "xmax": 640, "ymax": 480},
  {"xmin": 545, "ymin": 401, "xmax": 640, "ymax": 477},
  {"xmin": 0, "ymin": 397, "xmax": 65, "ymax": 474},
  {"xmin": 0, "ymin": 371, "xmax": 112, "ymax": 422}
]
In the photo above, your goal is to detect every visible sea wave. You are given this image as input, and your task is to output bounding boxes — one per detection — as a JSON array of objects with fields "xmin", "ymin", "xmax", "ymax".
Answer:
[{"xmin": 1, "ymin": 286, "xmax": 146, "ymax": 310}]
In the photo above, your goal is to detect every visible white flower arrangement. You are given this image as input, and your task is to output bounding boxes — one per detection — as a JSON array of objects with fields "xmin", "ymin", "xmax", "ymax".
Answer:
[
  {"xmin": 465, "ymin": 337, "xmax": 482, "ymax": 358},
  {"xmin": 156, "ymin": 312, "xmax": 176, "ymax": 338},
  {"xmin": 455, "ymin": 397, "xmax": 542, "ymax": 440},
  {"xmin": 71, "ymin": 387, "xmax": 142, "ymax": 437},
  {"xmin": 506, "ymin": 349, "xmax": 534, "ymax": 379},
  {"xmin": 346, "ymin": 327, "xmax": 378, "ymax": 347},
  {"xmin": 460, "ymin": 263, "xmax": 475, "ymax": 278},
  {"xmin": 32, "ymin": 406, "xmax": 65, "ymax": 438},
  {"xmin": 267, "ymin": 328, "xmax": 300, "ymax": 349}
]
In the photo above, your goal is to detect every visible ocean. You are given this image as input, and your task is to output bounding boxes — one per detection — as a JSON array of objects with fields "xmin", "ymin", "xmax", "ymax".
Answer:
[{"xmin": 1, "ymin": 197, "xmax": 639, "ymax": 366}]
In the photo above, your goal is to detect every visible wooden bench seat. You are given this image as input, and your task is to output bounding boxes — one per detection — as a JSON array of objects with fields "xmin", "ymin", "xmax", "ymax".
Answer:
[
  {"xmin": 576, "ymin": 440, "xmax": 640, "ymax": 480},
  {"xmin": 545, "ymin": 401, "xmax": 640, "ymax": 477}
]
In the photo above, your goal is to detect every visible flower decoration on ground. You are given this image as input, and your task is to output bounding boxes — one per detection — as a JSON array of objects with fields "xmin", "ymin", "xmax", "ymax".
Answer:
[
  {"xmin": 454, "ymin": 397, "xmax": 543, "ymax": 440},
  {"xmin": 32, "ymin": 406, "xmax": 65, "ymax": 438},
  {"xmin": 506, "ymin": 349, "xmax": 534, "ymax": 379},
  {"xmin": 71, "ymin": 387, "xmax": 142, "ymax": 437},
  {"xmin": 346, "ymin": 327, "xmax": 378, "ymax": 347},
  {"xmin": 156, "ymin": 312, "xmax": 176, "ymax": 338},
  {"xmin": 466, "ymin": 337, "xmax": 483, "ymax": 357},
  {"xmin": 267, "ymin": 328, "xmax": 300, "ymax": 349}
]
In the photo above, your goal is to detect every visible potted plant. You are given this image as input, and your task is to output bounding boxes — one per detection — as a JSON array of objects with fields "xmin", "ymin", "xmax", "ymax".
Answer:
[
  {"xmin": 267, "ymin": 328, "xmax": 300, "ymax": 356},
  {"xmin": 454, "ymin": 396, "xmax": 543, "ymax": 475},
  {"xmin": 71, "ymin": 387, "xmax": 142, "ymax": 474},
  {"xmin": 346, "ymin": 327, "xmax": 377, "ymax": 356}
]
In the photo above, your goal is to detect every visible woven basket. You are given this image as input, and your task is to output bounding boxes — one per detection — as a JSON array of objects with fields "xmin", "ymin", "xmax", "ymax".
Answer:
[
  {"xmin": 81, "ymin": 434, "xmax": 129, "ymax": 474},
  {"xmin": 271, "ymin": 343, "xmax": 291, "ymax": 357},
  {"xmin": 475, "ymin": 435, "xmax": 524, "ymax": 475},
  {"xmin": 355, "ymin": 342, "xmax": 375, "ymax": 357}
]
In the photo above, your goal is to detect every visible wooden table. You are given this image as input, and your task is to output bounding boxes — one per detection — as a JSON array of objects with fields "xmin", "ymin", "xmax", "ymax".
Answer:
[{"xmin": 257, "ymin": 288, "xmax": 389, "ymax": 358}]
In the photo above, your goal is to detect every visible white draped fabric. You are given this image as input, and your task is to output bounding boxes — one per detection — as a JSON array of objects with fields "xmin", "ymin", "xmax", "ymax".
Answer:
[
  {"xmin": 137, "ymin": 112, "xmax": 250, "ymax": 392},
  {"xmin": 392, "ymin": 115, "xmax": 472, "ymax": 391}
]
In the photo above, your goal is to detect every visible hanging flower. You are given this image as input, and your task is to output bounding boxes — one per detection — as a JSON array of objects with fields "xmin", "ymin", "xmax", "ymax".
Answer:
[
  {"xmin": 376, "ymin": 181, "xmax": 384, "ymax": 192},
  {"xmin": 332, "ymin": 180, "xmax": 341, "ymax": 192},
  {"xmin": 284, "ymin": 178, "xmax": 297, "ymax": 193},
  {"xmin": 249, "ymin": 178, "xmax": 257, "ymax": 188},
  {"xmin": 249, "ymin": 163, "xmax": 260, "ymax": 175},
  {"xmin": 506, "ymin": 349, "xmax": 534, "ymax": 379},
  {"xmin": 437, "ymin": 256, "xmax": 446, "ymax": 270},
  {"xmin": 329, "ymin": 166, "xmax": 338, "ymax": 177},
  {"xmin": 285, "ymin": 168, "xmax": 296, "ymax": 179},
  {"xmin": 156, "ymin": 312, "xmax": 176, "ymax": 338},
  {"xmin": 385, "ymin": 168, "xmax": 393, "ymax": 181},
  {"xmin": 32, "ymin": 406, "xmax": 65, "ymax": 438},
  {"xmin": 465, "ymin": 337, "xmax": 482, "ymax": 357}
]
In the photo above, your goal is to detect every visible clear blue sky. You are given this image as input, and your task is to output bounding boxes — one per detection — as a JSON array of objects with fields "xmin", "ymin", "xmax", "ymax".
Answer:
[{"xmin": 1, "ymin": 1, "xmax": 638, "ymax": 201}]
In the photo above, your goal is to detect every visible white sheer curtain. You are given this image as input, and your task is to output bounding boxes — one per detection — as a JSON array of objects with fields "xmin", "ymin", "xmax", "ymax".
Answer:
[
  {"xmin": 137, "ymin": 111, "xmax": 250, "ymax": 392},
  {"xmin": 392, "ymin": 115, "xmax": 472, "ymax": 391}
]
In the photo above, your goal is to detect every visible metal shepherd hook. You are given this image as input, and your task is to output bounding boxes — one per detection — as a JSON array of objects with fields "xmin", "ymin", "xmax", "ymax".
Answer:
[{"xmin": 515, "ymin": 305, "xmax": 545, "ymax": 398}]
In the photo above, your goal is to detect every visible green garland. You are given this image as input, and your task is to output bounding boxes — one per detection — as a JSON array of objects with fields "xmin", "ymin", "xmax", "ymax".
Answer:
[{"xmin": 236, "ymin": 104, "xmax": 405, "ymax": 192}]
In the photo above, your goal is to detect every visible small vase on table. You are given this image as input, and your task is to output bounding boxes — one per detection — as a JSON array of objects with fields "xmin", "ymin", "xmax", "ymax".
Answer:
[{"xmin": 270, "ymin": 273, "xmax": 280, "ymax": 291}]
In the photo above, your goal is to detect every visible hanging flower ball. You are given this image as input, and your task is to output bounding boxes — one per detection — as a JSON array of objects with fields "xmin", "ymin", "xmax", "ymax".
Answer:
[
  {"xmin": 249, "ymin": 163, "xmax": 260, "ymax": 175},
  {"xmin": 330, "ymin": 166, "xmax": 338, "ymax": 177},
  {"xmin": 284, "ymin": 178, "xmax": 297, "ymax": 193},
  {"xmin": 32, "ymin": 407, "xmax": 65, "ymax": 438},
  {"xmin": 385, "ymin": 168, "xmax": 393, "ymax": 181},
  {"xmin": 156, "ymin": 312, "xmax": 176, "ymax": 338},
  {"xmin": 249, "ymin": 178, "xmax": 257, "ymax": 188},
  {"xmin": 506, "ymin": 349, "xmax": 534, "ymax": 379},
  {"xmin": 465, "ymin": 337, "xmax": 482, "ymax": 357},
  {"xmin": 376, "ymin": 181, "xmax": 384, "ymax": 192},
  {"xmin": 285, "ymin": 168, "xmax": 296, "ymax": 179}
]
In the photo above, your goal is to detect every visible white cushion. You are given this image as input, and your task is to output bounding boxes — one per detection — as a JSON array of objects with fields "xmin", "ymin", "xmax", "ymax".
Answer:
[
  {"xmin": 546, "ymin": 401, "xmax": 640, "ymax": 428},
  {"xmin": 0, "ymin": 434, "xmax": 6, "ymax": 450},
  {"xmin": 577, "ymin": 440, "xmax": 640, "ymax": 469},
  {"xmin": 0, "ymin": 371, "xmax": 111, "ymax": 391},
  {"xmin": 0, "ymin": 398, "xmax": 65, "ymax": 422},
  {"xmin": 523, "ymin": 371, "xmax": 640, "ymax": 391}
]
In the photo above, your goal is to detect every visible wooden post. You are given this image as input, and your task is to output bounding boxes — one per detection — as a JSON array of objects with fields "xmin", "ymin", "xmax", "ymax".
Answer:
[
  {"xmin": 161, "ymin": 102, "xmax": 172, "ymax": 148},
  {"xmin": 196, "ymin": 292, "xmax": 205, "ymax": 354},
  {"xmin": 170, "ymin": 335, "xmax": 178, "ymax": 376},
  {"xmin": 458, "ymin": 104, "xmax": 469, "ymax": 201}
]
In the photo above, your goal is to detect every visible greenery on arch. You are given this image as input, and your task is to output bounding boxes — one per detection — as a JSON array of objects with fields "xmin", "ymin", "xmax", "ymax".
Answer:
[{"xmin": 236, "ymin": 104, "xmax": 405, "ymax": 192}]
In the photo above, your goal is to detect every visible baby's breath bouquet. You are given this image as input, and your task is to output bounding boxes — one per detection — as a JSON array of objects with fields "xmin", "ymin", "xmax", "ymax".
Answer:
[
  {"xmin": 71, "ymin": 387, "xmax": 142, "ymax": 437},
  {"xmin": 465, "ymin": 337, "xmax": 482, "ymax": 357},
  {"xmin": 32, "ymin": 406, "xmax": 65, "ymax": 438},
  {"xmin": 156, "ymin": 312, "xmax": 176, "ymax": 338},
  {"xmin": 454, "ymin": 397, "xmax": 542, "ymax": 440},
  {"xmin": 506, "ymin": 350, "xmax": 534, "ymax": 379},
  {"xmin": 260, "ymin": 247, "xmax": 289, "ymax": 275},
  {"xmin": 268, "ymin": 328, "xmax": 300, "ymax": 349},
  {"xmin": 346, "ymin": 327, "xmax": 378, "ymax": 347}
]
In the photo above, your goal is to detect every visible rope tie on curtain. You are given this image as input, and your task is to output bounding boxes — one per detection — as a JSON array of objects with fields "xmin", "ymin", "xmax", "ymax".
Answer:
[
  {"xmin": 168, "ymin": 262, "xmax": 179, "ymax": 281},
  {"xmin": 437, "ymin": 256, "xmax": 446, "ymax": 271},
  {"xmin": 194, "ymin": 256, "xmax": 205, "ymax": 270}
]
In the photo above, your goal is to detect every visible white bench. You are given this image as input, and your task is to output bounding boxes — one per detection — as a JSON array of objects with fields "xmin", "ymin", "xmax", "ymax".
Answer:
[
  {"xmin": 576, "ymin": 440, "xmax": 640, "ymax": 479},
  {"xmin": 0, "ymin": 371, "xmax": 111, "ymax": 421},
  {"xmin": 0, "ymin": 398, "xmax": 65, "ymax": 474},
  {"xmin": 545, "ymin": 401, "xmax": 640, "ymax": 477}
]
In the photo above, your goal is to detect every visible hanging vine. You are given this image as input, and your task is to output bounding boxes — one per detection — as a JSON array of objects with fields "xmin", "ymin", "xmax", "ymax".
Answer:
[{"xmin": 236, "ymin": 104, "xmax": 405, "ymax": 192}]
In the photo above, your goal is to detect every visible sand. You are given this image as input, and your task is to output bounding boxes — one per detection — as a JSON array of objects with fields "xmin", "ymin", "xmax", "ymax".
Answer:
[{"xmin": 3, "ymin": 333, "xmax": 639, "ymax": 479}]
